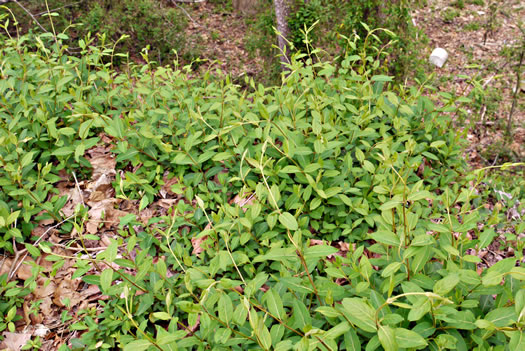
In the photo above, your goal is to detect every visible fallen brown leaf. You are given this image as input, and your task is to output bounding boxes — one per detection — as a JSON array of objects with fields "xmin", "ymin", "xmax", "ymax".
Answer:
[
  {"xmin": 191, "ymin": 236, "xmax": 207, "ymax": 256},
  {"xmin": 0, "ymin": 332, "xmax": 32, "ymax": 351}
]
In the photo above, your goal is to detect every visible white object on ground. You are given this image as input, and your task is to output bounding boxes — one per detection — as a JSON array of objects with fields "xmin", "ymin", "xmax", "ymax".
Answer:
[{"xmin": 429, "ymin": 48, "xmax": 448, "ymax": 68}]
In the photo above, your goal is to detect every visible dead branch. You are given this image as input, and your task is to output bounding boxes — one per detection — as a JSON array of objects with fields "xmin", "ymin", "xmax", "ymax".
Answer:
[
  {"xmin": 169, "ymin": 0, "xmax": 201, "ymax": 28},
  {"xmin": 34, "ymin": 0, "xmax": 85, "ymax": 17},
  {"xmin": 6, "ymin": 0, "xmax": 49, "ymax": 33}
]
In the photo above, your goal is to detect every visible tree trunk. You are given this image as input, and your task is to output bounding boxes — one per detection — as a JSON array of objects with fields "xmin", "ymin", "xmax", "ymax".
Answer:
[{"xmin": 273, "ymin": 0, "xmax": 291, "ymax": 71}]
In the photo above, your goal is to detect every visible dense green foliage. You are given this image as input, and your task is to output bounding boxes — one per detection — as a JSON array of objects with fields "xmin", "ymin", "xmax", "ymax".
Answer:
[
  {"xmin": 288, "ymin": 0, "xmax": 323, "ymax": 52},
  {"xmin": 4, "ymin": 0, "xmax": 426, "ymax": 83},
  {"xmin": 245, "ymin": 0, "xmax": 427, "ymax": 84},
  {"xmin": 0, "ymin": 28, "xmax": 524, "ymax": 351},
  {"xmin": 331, "ymin": 0, "xmax": 427, "ymax": 80},
  {"xmin": 3, "ymin": 0, "xmax": 188, "ymax": 65}
]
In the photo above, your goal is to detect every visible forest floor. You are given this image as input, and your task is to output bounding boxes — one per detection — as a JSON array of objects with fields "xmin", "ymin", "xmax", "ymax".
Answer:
[{"xmin": 413, "ymin": 0, "xmax": 525, "ymax": 166}]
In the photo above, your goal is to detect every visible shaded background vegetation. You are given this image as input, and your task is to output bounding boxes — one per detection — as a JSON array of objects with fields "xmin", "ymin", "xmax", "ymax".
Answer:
[{"xmin": 3, "ymin": 0, "xmax": 426, "ymax": 82}]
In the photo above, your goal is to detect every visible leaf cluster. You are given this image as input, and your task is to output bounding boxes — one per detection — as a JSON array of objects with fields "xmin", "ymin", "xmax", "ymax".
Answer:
[{"xmin": 0, "ymin": 33, "xmax": 524, "ymax": 351}]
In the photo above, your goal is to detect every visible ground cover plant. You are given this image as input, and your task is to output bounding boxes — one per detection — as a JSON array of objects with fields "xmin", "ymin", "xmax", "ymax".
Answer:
[{"xmin": 0, "ymin": 25, "xmax": 524, "ymax": 351}]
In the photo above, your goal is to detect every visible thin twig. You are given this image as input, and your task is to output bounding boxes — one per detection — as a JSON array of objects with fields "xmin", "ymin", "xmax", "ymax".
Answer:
[
  {"xmin": 8, "ymin": 214, "xmax": 75, "ymax": 279},
  {"xmin": 507, "ymin": 48, "xmax": 524, "ymax": 136},
  {"xmin": 53, "ymin": 243, "xmax": 112, "ymax": 252},
  {"xmin": 72, "ymin": 171, "xmax": 85, "ymax": 208},
  {"xmin": 170, "ymin": 0, "xmax": 201, "ymax": 27},
  {"xmin": 9, "ymin": 0, "xmax": 48, "ymax": 33}
]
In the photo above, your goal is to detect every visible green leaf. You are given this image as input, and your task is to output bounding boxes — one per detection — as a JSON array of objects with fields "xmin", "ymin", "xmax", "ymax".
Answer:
[
  {"xmin": 435, "ymin": 334, "xmax": 457, "ymax": 349},
  {"xmin": 407, "ymin": 298, "xmax": 430, "ymax": 322},
  {"xmin": 56, "ymin": 75, "xmax": 75, "ymax": 90},
  {"xmin": 24, "ymin": 243, "xmax": 40, "ymax": 257},
  {"xmin": 325, "ymin": 321, "xmax": 350, "ymax": 340},
  {"xmin": 316, "ymin": 306, "xmax": 341, "ymax": 318},
  {"xmin": 362, "ymin": 160, "xmax": 375, "ymax": 173},
  {"xmin": 212, "ymin": 152, "xmax": 233, "ymax": 161},
  {"xmin": 218, "ymin": 293, "xmax": 234, "ymax": 324},
  {"xmin": 485, "ymin": 307, "xmax": 517, "ymax": 327},
  {"xmin": 341, "ymin": 298, "xmax": 377, "ymax": 333},
  {"xmin": 373, "ymin": 185, "xmax": 390, "ymax": 195},
  {"xmin": 105, "ymin": 239, "xmax": 118, "ymax": 263},
  {"xmin": 509, "ymin": 267, "xmax": 525, "ymax": 280},
  {"xmin": 395, "ymin": 328, "xmax": 428, "ymax": 348},
  {"xmin": 58, "ymin": 127, "xmax": 76, "ymax": 136},
  {"xmin": 381, "ymin": 262, "xmax": 402, "ymax": 277},
  {"xmin": 516, "ymin": 289, "xmax": 525, "ymax": 315},
  {"xmin": 430, "ymin": 140, "xmax": 446, "ymax": 148},
  {"xmin": 304, "ymin": 163, "xmax": 321, "ymax": 173},
  {"xmin": 410, "ymin": 234, "xmax": 434, "ymax": 246},
  {"xmin": 20, "ymin": 152, "xmax": 34, "ymax": 168},
  {"xmin": 280, "ymin": 165, "xmax": 301, "ymax": 173},
  {"xmin": 433, "ymin": 273, "xmax": 459, "ymax": 296},
  {"xmin": 408, "ymin": 190, "xmax": 431, "ymax": 202},
  {"xmin": 509, "ymin": 331, "xmax": 525, "ymax": 350},
  {"xmin": 253, "ymin": 247, "xmax": 298, "ymax": 263},
  {"xmin": 152, "ymin": 312, "xmax": 171, "ymax": 321},
  {"xmin": 291, "ymin": 300, "xmax": 311, "ymax": 330},
  {"xmin": 445, "ymin": 310, "xmax": 476, "ymax": 330},
  {"xmin": 275, "ymin": 340, "xmax": 293, "ymax": 351},
  {"xmin": 79, "ymin": 120, "xmax": 92, "ymax": 139},
  {"xmin": 482, "ymin": 257, "xmax": 517, "ymax": 286},
  {"xmin": 304, "ymin": 245, "xmax": 338, "ymax": 258},
  {"xmin": 6, "ymin": 211, "xmax": 20, "ymax": 226},
  {"xmin": 371, "ymin": 75, "xmax": 393, "ymax": 82},
  {"xmin": 458, "ymin": 269, "xmax": 481, "ymax": 286},
  {"xmin": 475, "ymin": 319, "xmax": 496, "ymax": 330},
  {"xmin": 310, "ymin": 197, "xmax": 322, "ymax": 210},
  {"xmin": 279, "ymin": 277, "xmax": 314, "ymax": 294},
  {"xmin": 123, "ymin": 339, "xmax": 152, "ymax": 351},
  {"xmin": 379, "ymin": 200, "xmax": 402, "ymax": 211},
  {"xmin": 233, "ymin": 303, "xmax": 248, "ymax": 326},
  {"xmin": 478, "ymin": 228, "xmax": 496, "ymax": 249},
  {"xmin": 344, "ymin": 329, "xmax": 361, "ymax": 351},
  {"xmin": 325, "ymin": 187, "xmax": 342, "ymax": 198},
  {"xmin": 263, "ymin": 288, "xmax": 285, "ymax": 320},
  {"xmin": 74, "ymin": 142, "xmax": 85, "ymax": 162},
  {"xmin": 257, "ymin": 323, "xmax": 272, "ymax": 350},
  {"xmin": 370, "ymin": 230, "xmax": 400, "ymax": 247},
  {"xmin": 82, "ymin": 275, "xmax": 100, "ymax": 285},
  {"xmin": 378, "ymin": 325, "xmax": 397, "ymax": 351},
  {"xmin": 279, "ymin": 212, "xmax": 298, "ymax": 230},
  {"xmin": 100, "ymin": 269, "xmax": 113, "ymax": 292},
  {"xmin": 52, "ymin": 146, "xmax": 74, "ymax": 157},
  {"xmin": 139, "ymin": 195, "xmax": 149, "ymax": 212},
  {"xmin": 447, "ymin": 329, "xmax": 468, "ymax": 351}
]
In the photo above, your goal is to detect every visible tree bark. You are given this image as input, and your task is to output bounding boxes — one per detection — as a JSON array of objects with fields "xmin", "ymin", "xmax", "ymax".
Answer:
[{"xmin": 273, "ymin": 0, "xmax": 291, "ymax": 71}]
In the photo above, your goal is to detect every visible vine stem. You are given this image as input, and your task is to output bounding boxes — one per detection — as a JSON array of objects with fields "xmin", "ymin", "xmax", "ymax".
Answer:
[
  {"xmin": 41, "ymin": 250, "xmax": 148, "ymax": 293},
  {"xmin": 117, "ymin": 302, "xmax": 164, "ymax": 351},
  {"xmin": 389, "ymin": 165, "xmax": 411, "ymax": 280},
  {"xmin": 374, "ymin": 292, "xmax": 453, "ymax": 326},
  {"xmin": 258, "ymin": 139, "xmax": 323, "ymax": 306}
]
